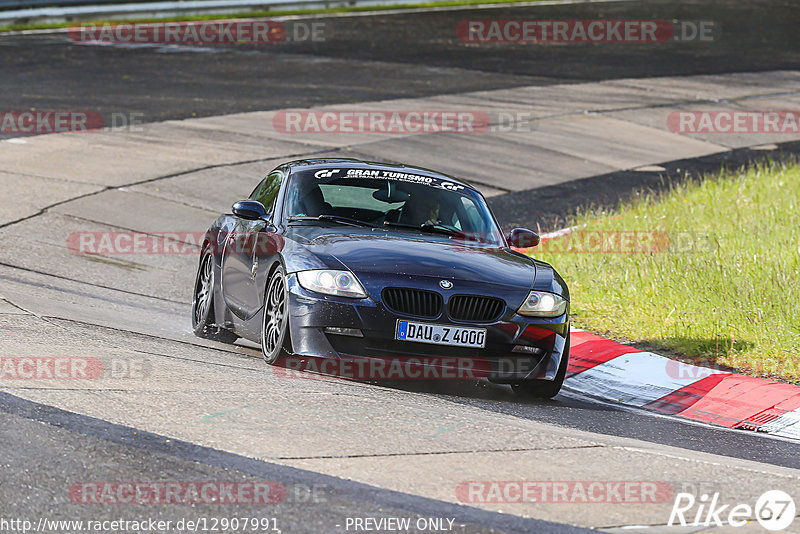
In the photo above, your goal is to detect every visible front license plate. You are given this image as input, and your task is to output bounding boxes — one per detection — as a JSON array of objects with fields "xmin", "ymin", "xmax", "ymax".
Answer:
[{"xmin": 396, "ymin": 320, "xmax": 486, "ymax": 349}]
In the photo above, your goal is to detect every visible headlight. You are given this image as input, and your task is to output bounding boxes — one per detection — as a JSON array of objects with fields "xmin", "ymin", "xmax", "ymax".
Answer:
[
  {"xmin": 517, "ymin": 291, "xmax": 568, "ymax": 317},
  {"xmin": 296, "ymin": 269, "xmax": 367, "ymax": 299}
]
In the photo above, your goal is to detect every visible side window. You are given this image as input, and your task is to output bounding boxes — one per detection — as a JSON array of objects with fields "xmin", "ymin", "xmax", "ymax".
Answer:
[{"xmin": 249, "ymin": 171, "xmax": 283, "ymax": 214}]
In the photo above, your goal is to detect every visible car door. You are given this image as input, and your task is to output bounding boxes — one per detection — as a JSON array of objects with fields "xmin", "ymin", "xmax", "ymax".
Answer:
[{"xmin": 221, "ymin": 170, "xmax": 284, "ymax": 319}]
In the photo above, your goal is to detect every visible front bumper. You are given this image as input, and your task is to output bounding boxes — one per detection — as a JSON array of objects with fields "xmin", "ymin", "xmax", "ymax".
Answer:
[{"xmin": 284, "ymin": 274, "xmax": 569, "ymax": 382}]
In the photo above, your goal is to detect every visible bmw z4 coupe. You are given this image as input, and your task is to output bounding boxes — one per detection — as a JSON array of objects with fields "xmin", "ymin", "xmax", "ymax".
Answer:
[{"xmin": 192, "ymin": 159, "xmax": 570, "ymax": 397}]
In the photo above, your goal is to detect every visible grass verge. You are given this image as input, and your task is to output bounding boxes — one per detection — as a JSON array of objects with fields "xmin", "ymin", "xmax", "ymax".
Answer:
[
  {"xmin": 0, "ymin": 0, "xmax": 543, "ymax": 32},
  {"xmin": 531, "ymin": 160, "xmax": 800, "ymax": 382}
]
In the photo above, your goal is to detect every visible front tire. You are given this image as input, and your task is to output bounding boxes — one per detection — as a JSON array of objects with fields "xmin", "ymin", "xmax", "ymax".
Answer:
[
  {"xmin": 192, "ymin": 247, "xmax": 238, "ymax": 343},
  {"xmin": 261, "ymin": 265, "xmax": 290, "ymax": 364},
  {"xmin": 512, "ymin": 332, "xmax": 570, "ymax": 399}
]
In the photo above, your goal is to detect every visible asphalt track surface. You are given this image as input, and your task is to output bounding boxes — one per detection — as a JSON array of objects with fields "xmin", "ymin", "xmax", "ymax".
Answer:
[
  {"xmin": 4, "ymin": 0, "xmax": 800, "ymax": 224},
  {"xmin": 2, "ymin": 0, "xmax": 800, "ymax": 532},
  {"xmin": 0, "ymin": 394, "xmax": 577, "ymax": 533},
  {"xmin": 1, "ymin": 0, "xmax": 798, "ymax": 124}
]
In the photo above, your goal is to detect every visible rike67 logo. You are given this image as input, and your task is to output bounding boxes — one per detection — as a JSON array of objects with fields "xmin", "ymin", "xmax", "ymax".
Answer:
[{"xmin": 669, "ymin": 490, "xmax": 795, "ymax": 531}]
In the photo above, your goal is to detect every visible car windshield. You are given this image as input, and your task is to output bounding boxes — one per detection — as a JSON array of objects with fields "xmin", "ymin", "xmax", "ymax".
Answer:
[{"xmin": 284, "ymin": 167, "xmax": 505, "ymax": 247}]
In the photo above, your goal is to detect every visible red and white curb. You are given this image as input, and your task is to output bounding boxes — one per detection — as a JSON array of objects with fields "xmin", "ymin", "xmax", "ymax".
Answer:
[
  {"xmin": 520, "ymin": 228, "xmax": 800, "ymax": 440},
  {"xmin": 565, "ymin": 329, "xmax": 800, "ymax": 439}
]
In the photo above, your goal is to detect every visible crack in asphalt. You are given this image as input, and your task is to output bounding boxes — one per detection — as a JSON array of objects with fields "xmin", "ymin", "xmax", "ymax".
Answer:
[
  {"xmin": 0, "ymin": 262, "xmax": 187, "ymax": 306},
  {"xmin": 273, "ymin": 445, "xmax": 604, "ymax": 460},
  {"xmin": 0, "ymin": 297, "xmax": 30, "ymax": 314},
  {"xmin": 0, "ymin": 150, "xmax": 326, "ymax": 231},
  {"xmin": 0, "ymin": 312, "xmax": 270, "ymax": 376},
  {"xmin": 42, "ymin": 315, "xmax": 248, "ymax": 355}
]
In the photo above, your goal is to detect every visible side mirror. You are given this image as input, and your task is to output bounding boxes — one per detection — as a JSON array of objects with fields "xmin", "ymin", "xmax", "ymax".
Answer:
[
  {"xmin": 232, "ymin": 200, "xmax": 268, "ymax": 221},
  {"xmin": 508, "ymin": 228, "xmax": 540, "ymax": 248}
]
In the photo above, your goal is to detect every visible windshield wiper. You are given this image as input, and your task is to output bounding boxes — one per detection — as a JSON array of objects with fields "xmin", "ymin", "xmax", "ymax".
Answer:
[
  {"xmin": 287, "ymin": 215, "xmax": 376, "ymax": 228},
  {"xmin": 383, "ymin": 221, "xmax": 457, "ymax": 237}
]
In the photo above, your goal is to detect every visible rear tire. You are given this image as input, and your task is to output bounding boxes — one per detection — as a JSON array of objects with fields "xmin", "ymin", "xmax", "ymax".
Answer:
[
  {"xmin": 261, "ymin": 265, "xmax": 291, "ymax": 365},
  {"xmin": 192, "ymin": 247, "xmax": 238, "ymax": 343},
  {"xmin": 512, "ymin": 332, "xmax": 570, "ymax": 399}
]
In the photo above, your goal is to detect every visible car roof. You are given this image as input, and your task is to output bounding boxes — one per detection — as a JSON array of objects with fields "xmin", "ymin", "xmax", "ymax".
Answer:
[{"xmin": 281, "ymin": 158, "xmax": 478, "ymax": 191}]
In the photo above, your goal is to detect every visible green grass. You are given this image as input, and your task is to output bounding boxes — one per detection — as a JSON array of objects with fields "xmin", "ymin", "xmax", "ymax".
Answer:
[
  {"xmin": 531, "ymin": 160, "xmax": 800, "ymax": 382},
  {"xmin": 0, "ymin": 0, "xmax": 543, "ymax": 32}
]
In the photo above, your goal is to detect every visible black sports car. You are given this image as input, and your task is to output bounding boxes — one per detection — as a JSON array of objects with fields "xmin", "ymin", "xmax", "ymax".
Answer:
[{"xmin": 192, "ymin": 159, "xmax": 570, "ymax": 397}]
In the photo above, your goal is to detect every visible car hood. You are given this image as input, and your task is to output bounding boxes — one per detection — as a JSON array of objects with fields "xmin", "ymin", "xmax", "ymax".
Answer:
[{"xmin": 285, "ymin": 227, "xmax": 536, "ymax": 289}]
